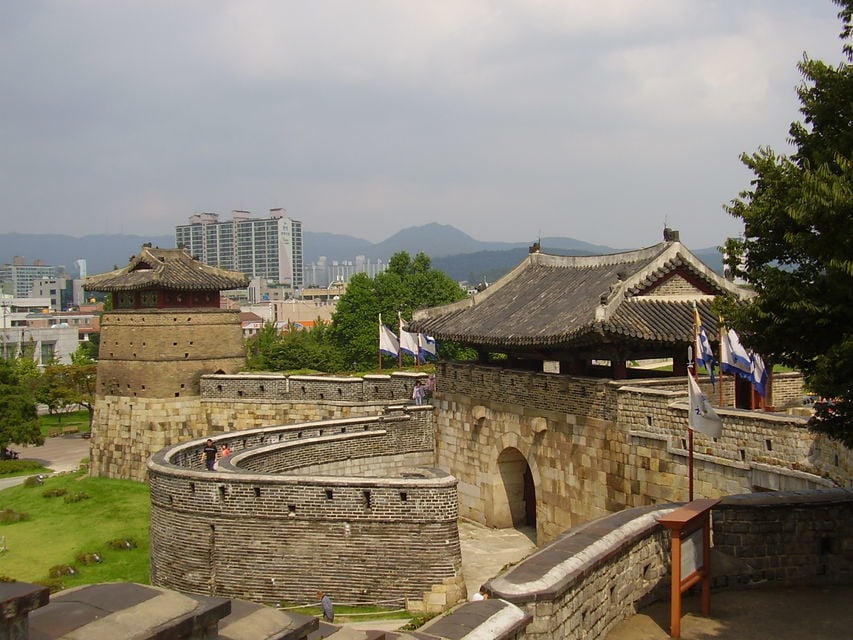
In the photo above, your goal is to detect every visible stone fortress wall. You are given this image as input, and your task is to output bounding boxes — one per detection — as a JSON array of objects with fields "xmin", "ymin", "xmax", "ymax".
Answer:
[
  {"xmin": 92, "ymin": 372, "xmax": 428, "ymax": 482},
  {"xmin": 433, "ymin": 362, "xmax": 850, "ymax": 544},
  {"xmin": 426, "ymin": 488, "xmax": 853, "ymax": 640},
  {"xmin": 147, "ymin": 407, "xmax": 465, "ymax": 612}
]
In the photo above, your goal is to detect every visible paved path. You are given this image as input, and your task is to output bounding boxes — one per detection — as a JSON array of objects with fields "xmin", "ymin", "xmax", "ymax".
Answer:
[{"xmin": 0, "ymin": 434, "xmax": 89, "ymax": 490}]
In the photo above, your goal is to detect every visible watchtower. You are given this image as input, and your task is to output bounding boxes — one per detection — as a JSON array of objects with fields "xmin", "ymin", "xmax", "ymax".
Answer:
[{"xmin": 84, "ymin": 244, "xmax": 249, "ymax": 480}]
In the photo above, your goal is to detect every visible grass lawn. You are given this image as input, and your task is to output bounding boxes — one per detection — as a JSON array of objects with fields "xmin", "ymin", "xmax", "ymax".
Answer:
[
  {"xmin": 39, "ymin": 409, "xmax": 91, "ymax": 438},
  {"xmin": 0, "ymin": 471, "xmax": 150, "ymax": 589}
]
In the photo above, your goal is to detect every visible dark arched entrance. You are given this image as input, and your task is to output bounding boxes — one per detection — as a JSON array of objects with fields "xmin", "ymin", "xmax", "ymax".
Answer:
[{"xmin": 497, "ymin": 447, "xmax": 537, "ymax": 530}]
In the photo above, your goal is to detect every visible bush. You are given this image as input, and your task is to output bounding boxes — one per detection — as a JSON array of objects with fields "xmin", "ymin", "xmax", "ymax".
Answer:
[
  {"xmin": 37, "ymin": 578, "xmax": 66, "ymax": 593},
  {"xmin": 63, "ymin": 491, "xmax": 90, "ymax": 504},
  {"xmin": 0, "ymin": 576, "xmax": 16, "ymax": 583},
  {"xmin": 42, "ymin": 487, "xmax": 67, "ymax": 498},
  {"xmin": 75, "ymin": 551, "xmax": 103, "ymax": 565},
  {"xmin": 23, "ymin": 475, "xmax": 45, "ymax": 488},
  {"xmin": 106, "ymin": 538, "xmax": 137, "ymax": 550},
  {"xmin": 0, "ymin": 509, "xmax": 30, "ymax": 524},
  {"xmin": 0, "ymin": 460, "xmax": 45, "ymax": 476},
  {"xmin": 48, "ymin": 564, "xmax": 77, "ymax": 578}
]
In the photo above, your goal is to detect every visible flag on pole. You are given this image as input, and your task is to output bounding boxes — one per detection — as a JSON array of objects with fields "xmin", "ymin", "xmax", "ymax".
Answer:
[
  {"xmin": 378, "ymin": 315, "xmax": 399, "ymax": 357},
  {"xmin": 720, "ymin": 328, "xmax": 752, "ymax": 376},
  {"xmin": 399, "ymin": 314, "xmax": 420, "ymax": 360},
  {"xmin": 751, "ymin": 353, "xmax": 768, "ymax": 398},
  {"xmin": 688, "ymin": 374, "xmax": 723, "ymax": 438},
  {"xmin": 693, "ymin": 307, "xmax": 716, "ymax": 385},
  {"xmin": 419, "ymin": 334, "xmax": 437, "ymax": 361}
]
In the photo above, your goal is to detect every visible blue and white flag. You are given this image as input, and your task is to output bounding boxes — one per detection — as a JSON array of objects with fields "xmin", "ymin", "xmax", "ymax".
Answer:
[
  {"xmin": 419, "ymin": 334, "xmax": 437, "ymax": 361},
  {"xmin": 379, "ymin": 320, "xmax": 399, "ymax": 358},
  {"xmin": 399, "ymin": 315, "xmax": 420, "ymax": 359},
  {"xmin": 720, "ymin": 329, "xmax": 752, "ymax": 376},
  {"xmin": 688, "ymin": 374, "xmax": 723, "ymax": 438},
  {"xmin": 750, "ymin": 353, "xmax": 768, "ymax": 398},
  {"xmin": 694, "ymin": 326, "xmax": 716, "ymax": 385}
]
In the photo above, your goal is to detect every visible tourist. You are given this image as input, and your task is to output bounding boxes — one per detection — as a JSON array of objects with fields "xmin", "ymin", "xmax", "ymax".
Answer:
[
  {"xmin": 470, "ymin": 585, "xmax": 488, "ymax": 601},
  {"xmin": 201, "ymin": 439, "xmax": 217, "ymax": 471},
  {"xmin": 317, "ymin": 590, "xmax": 334, "ymax": 622},
  {"xmin": 220, "ymin": 443, "xmax": 231, "ymax": 457},
  {"xmin": 413, "ymin": 380, "xmax": 425, "ymax": 405}
]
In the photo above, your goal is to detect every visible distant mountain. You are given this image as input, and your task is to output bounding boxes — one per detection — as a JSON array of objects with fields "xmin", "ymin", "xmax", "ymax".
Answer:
[
  {"xmin": 0, "ymin": 233, "xmax": 174, "ymax": 276},
  {"xmin": 0, "ymin": 226, "xmax": 724, "ymax": 281}
]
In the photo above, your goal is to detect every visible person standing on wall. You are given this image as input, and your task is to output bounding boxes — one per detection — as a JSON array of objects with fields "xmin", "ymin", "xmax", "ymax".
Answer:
[
  {"xmin": 201, "ymin": 439, "xmax": 217, "ymax": 471},
  {"xmin": 317, "ymin": 590, "xmax": 334, "ymax": 622}
]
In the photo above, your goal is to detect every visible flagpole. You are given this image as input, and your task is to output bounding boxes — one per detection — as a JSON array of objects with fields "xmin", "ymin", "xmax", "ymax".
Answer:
[
  {"xmin": 378, "ymin": 315, "xmax": 383, "ymax": 372},
  {"xmin": 397, "ymin": 312, "xmax": 403, "ymax": 368},
  {"xmin": 687, "ymin": 344, "xmax": 695, "ymax": 502}
]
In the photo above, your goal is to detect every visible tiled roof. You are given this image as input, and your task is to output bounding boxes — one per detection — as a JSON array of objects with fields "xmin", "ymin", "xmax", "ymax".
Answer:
[
  {"xmin": 407, "ymin": 240, "xmax": 749, "ymax": 349},
  {"xmin": 84, "ymin": 245, "xmax": 249, "ymax": 292}
]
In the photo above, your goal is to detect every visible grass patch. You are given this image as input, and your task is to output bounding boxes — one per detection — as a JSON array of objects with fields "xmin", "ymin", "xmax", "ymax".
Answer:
[
  {"xmin": 40, "ymin": 409, "xmax": 91, "ymax": 437},
  {"xmin": 0, "ymin": 459, "xmax": 50, "ymax": 477},
  {"xmin": 0, "ymin": 472, "xmax": 150, "ymax": 588}
]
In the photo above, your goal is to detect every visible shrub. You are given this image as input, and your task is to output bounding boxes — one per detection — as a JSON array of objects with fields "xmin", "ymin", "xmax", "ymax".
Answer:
[
  {"xmin": 75, "ymin": 551, "xmax": 103, "ymax": 565},
  {"xmin": 23, "ymin": 475, "xmax": 45, "ymax": 487},
  {"xmin": 37, "ymin": 578, "xmax": 66, "ymax": 593},
  {"xmin": 42, "ymin": 487, "xmax": 68, "ymax": 498},
  {"xmin": 0, "ymin": 509, "xmax": 30, "ymax": 524},
  {"xmin": 63, "ymin": 491, "xmax": 90, "ymax": 504},
  {"xmin": 0, "ymin": 576, "xmax": 16, "ymax": 583},
  {"xmin": 48, "ymin": 564, "xmax": 77, "ymax": 578},
  {"xmin": 106, "ymin": 538, "xmax": 138, "ymax": 550}
]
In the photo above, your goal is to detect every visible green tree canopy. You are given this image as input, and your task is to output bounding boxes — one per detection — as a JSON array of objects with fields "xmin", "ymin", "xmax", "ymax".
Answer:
[
  {"xmin": 722, "ymin": 0, "xmax": 853, "ymax": 446},
  {"xmin": 0, "ymin": 357, "xmax": 43, "ymax": 453},
  {"xmin": 331, "ymin": 252, "xmax": 466, "ymax": 369}
]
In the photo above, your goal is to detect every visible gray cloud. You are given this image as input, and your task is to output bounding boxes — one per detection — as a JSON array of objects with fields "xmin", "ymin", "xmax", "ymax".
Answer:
[{"xmin": 0, "ymin": 1, "xmax": 845, "ymax": 248}]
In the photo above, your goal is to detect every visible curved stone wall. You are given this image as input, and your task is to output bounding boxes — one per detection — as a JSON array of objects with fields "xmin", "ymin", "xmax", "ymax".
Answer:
[
  {"xmin": 148, "ymin": 408, "xmax": 465, "ymax": 609},
  {"xmin": 97, "ymin": 309, "xmax": 245, "ymax": 398}
]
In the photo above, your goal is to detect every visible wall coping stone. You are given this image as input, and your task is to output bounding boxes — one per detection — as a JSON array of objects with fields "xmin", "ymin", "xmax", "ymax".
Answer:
[
  {"xmin": 717, "ymin": 487, "xmax": 853, "ymax": 508},
  {"xmin": 489, "ymin": 504, "xmax": 678, "ymax": 603},
  {"xmin": 421, "ymin": 598, "xmax": 531, "ymax": 640}
]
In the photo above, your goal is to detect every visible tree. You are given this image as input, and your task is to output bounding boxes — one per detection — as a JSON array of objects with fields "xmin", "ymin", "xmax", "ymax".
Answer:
[
  {"xmin": 0, "ymin": 358, "xmax": 42, "ymax": 454},
  {"xmin": 331, "ymin": 252, "xmax": 466, "ymax": 369},
  {"xmin": 722, "ymin": 0, "xmax": 853, "ymax": 446}
]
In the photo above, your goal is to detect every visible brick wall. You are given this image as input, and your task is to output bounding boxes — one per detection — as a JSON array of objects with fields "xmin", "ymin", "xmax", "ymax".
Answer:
[
  {"xmin": 436, "ymin": 488, "xmax": 853, "ymax": 640},
  {"xmin": 434, "ymin": 362, "xmax": 846, "ymax": 546},
  {"xmin": 148, "ymin": 412, "xmax": 465, "ymax": 610}
]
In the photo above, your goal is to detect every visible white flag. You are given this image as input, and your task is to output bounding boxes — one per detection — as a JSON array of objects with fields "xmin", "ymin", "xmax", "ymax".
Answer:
[
  {"xmin": 688, "ymin": 375, "xmax": 723, "ymax": 438},
  {"xmin": 379, "ymin": 323, "xmax": 399, "ymax": 357},
  {"xmin": 720, "ymin": 328, "xmax": 752, "ymax": 376},
  {"xmin": 419, "ymin": 334, "xmax": 437, "ymax": 360},
  {"xmin": 399, "ymin": 314, "xmax": 420, "ymax": 358}
]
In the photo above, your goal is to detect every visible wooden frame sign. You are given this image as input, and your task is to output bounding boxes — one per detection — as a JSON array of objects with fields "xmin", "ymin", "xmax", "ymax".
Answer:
[{"xmin": 657, "ymin": 498, "xmax": 720, "ymax": 638}]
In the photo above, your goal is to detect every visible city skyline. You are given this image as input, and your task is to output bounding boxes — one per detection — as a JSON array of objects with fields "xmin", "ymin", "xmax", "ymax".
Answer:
[{"xmin": 1, "ymin": 1, "xmax": 847, "ymax": 249}]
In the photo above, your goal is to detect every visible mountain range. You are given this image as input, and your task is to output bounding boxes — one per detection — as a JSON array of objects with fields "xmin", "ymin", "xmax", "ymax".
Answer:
[{"xmin": 0, "ymin": 223, "xmax": 724, "ymax": 284}]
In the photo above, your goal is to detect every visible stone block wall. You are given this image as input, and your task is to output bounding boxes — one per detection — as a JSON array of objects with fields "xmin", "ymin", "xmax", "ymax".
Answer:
[
  {"xmin": 148, "ymin": 414, "xmax": 464, "ymax": 610},
  {"xmin": 434, "ymin": 362, "xmax": 843, "ymax": 546},
  {"xmin": 712, "ymin": 488, "xmax": 853, "ymax": 586},
  {"xmin": 92, "ymin": 371, "xmax": 423, "ymax": 481},
  {"xmin": 97, "ymin": 309, "xmax": 245, "ymax": 398},
  {"xmin": 434, "ymin": 488, "xmax": 853, "ymax": 640}
]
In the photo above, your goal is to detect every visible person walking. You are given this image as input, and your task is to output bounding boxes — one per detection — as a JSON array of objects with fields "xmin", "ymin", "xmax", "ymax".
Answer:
[
  {"xmin": 413, "ymin": 381, "xmax": 425, "ymax": 405},
  {"xmin": 317, "ymin": 590, "xmax": 334, "ymax": 622},
  {"xmin": 201, "ymin": 439, "xmax": 217, "ymax": 471}
]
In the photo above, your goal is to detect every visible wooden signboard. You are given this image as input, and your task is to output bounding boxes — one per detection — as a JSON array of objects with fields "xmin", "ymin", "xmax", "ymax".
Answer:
[{"xmin": 657, "ymin": 498, "xmax": 720, "ymax": 638}]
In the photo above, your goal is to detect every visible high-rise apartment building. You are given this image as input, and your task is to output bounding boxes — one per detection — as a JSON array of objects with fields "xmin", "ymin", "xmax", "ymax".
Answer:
[
  {"xmin": 175, "ymin": 209, "xmax": 304, "ymax": 290},
  {"xmin": 0, "ymin": 260, "xmax": 58, "ymax": 298}
]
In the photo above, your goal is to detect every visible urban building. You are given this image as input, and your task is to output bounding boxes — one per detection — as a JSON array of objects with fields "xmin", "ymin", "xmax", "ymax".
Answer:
[
  {"xmin": 0, "ymin": 259, "xmax": 58, "ymax": 298},
  {"xmin": 0, "ymin": 296, "xmax": 79, "ymax": 364},
  {"xmin": 175, "ymin": 208, "xmax": 303, "ymax": 291},
  {"xmin": 305, "ymin": 255, "xmax": 387, "ymax": 287}
]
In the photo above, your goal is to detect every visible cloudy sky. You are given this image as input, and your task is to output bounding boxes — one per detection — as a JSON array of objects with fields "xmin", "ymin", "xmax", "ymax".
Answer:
[{"xmin": 0, "ymin": 1, "xmax": 846, "ymax": 249}]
